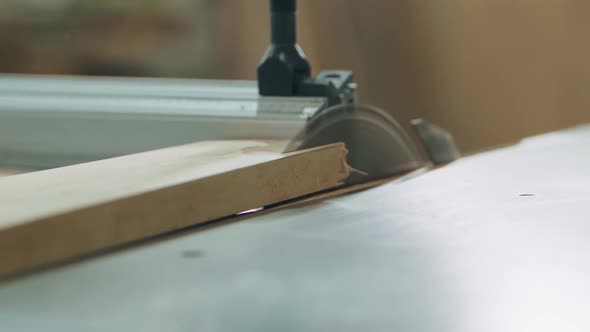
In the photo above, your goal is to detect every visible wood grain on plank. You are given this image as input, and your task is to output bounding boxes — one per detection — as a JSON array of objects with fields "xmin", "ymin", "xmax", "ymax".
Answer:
[{"xmin": 0, "ymin": 140, "xmax": 350, "ymax": 278}]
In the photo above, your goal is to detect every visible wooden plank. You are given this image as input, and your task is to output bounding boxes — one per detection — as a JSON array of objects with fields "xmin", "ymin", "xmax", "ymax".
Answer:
[{"xmin": 0, "ymin": 140, "xmax": 350, "ymax": 278}]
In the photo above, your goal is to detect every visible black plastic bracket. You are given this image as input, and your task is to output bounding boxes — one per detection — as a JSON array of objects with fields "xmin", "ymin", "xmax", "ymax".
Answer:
[{"xmin": 257, "ymin": 0, "xmax": 355, "ymax": 106}]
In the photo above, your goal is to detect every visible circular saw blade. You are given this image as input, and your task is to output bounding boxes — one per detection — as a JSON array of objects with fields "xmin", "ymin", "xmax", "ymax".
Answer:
[{"xmin": 287, "ymin": 104, "xmax": 426, "ymax": 184}]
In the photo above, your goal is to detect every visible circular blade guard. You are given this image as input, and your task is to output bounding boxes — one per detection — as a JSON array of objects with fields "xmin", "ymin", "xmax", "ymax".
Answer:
[{"xmin": 287, "ymin": 104, "xmax": 426, "ymax": 184}]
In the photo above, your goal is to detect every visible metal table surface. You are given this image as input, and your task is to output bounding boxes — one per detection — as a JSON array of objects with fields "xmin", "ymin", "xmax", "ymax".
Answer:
[{"xmin": 1, "ymin": 125, "xmax": 589, "ymax": 332}]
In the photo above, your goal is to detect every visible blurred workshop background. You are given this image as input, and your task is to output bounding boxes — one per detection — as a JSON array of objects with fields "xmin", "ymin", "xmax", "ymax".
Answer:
[{"xmin": 1, "ymin": 0, "xmax": 589, "ymax": 152}]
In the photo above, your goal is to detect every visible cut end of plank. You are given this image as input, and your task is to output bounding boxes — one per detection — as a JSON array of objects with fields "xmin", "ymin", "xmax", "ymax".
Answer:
[
  {"xmin": 0, "ymin": 140, "xmax": 351, "ymax": 279},
  {"xmin": 284, "ymin": 142, "xmax": 352, "ymax": 185}
]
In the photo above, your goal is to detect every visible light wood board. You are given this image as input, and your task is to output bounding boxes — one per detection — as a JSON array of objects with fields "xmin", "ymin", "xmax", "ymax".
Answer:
[{"xmin": 0, "ymin": 140, "xmax": 350, "ymax": 278}]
